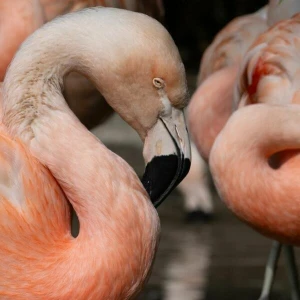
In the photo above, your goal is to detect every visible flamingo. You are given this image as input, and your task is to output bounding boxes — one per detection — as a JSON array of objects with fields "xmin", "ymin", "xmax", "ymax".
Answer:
[
  {"xmin": 0, "ymin": 7, "xmax": 191, "ymax": 298},
  {"xmin": 189, "ymin": 1, "xmax": 300, "ymax": 298},
  {"xmin": 208, "ymin": 12, "xmax": 300, "ymax": 300}
]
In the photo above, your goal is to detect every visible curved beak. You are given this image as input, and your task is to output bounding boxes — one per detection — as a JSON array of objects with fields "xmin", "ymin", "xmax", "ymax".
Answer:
[{"xmin": 142, "ymin": 108, "xmax": 191, "ymax": 207}]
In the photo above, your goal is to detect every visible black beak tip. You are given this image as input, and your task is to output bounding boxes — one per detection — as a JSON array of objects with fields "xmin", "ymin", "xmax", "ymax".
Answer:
[{"xmin": 141, "ymin": 155, "xmax": 191, "ymax": 208}]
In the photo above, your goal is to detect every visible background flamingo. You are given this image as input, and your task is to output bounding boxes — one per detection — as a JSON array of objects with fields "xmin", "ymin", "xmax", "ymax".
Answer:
[
  {"xmin": 209, "ymin": 11, "xmax": 300, "ymax": 300},
  {"xmin": 189, "ymin": 1, "xmax": 300, "ymax": 298},
  {"xmin": 0, "ymin": 7, "xmax": 191, "ymax": 298}
]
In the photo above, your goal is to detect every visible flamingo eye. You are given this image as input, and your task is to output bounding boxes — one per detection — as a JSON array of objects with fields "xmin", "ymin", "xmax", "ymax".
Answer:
[{"xmin": 153, "ymin": 78, "xmax": 165, "ymax": 89}]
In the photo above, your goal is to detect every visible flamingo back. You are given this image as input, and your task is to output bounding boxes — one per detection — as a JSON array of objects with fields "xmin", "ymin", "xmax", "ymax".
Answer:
[
  {"xmin": 235, "ymin": 13, "xmax": 300, "ymax": 108},
  {"xmin": 210, "ymin": 104, "xmax": 300, "ymax": 245},
  {"xmin": 198, "ymin": 10, "xmax": 268, "ymax": 84}
]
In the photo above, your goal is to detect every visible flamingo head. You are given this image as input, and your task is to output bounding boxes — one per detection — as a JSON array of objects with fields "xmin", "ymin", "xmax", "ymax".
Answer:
[{"xmin": 95, "ymin": 10, "xmax": 191, "ymax": 207}]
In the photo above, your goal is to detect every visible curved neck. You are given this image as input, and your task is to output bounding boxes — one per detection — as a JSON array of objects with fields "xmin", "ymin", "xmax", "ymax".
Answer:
[
  {"xmin": 210, "ymin": 104, "xmax": 300, "ymax": 243},
  {"xmin": 2, "ymin": 12, "xmax": 110, "ymax": 229},
  {"xmin": 3, "ymin": 7, "xmax": 151, "ymax": 228}
]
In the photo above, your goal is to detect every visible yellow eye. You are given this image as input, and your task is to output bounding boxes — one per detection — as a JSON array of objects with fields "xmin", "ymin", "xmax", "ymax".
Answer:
[{"xmin": 153, "ymin": 78, "xmax": 165, "ymax": 89}]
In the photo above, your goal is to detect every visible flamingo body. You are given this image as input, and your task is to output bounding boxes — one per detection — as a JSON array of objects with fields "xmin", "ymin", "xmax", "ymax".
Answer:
[{"xmin": 210, "ymin": 104, "xmax": 300, "ymax": 245}]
